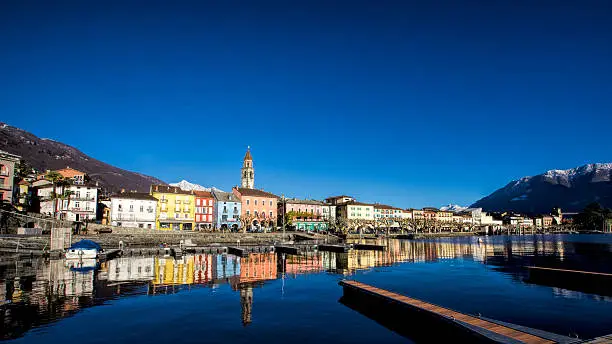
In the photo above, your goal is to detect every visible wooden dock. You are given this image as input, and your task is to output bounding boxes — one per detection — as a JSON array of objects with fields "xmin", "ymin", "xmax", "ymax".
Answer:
[
  {"xmin": 339, "ymin": 280, "xmax": 579, "ymax": 344},
  {"xmin": 583, "ymin": 334, "xmax": 612, "ymax": 343},
  {"xmin": 318, "ymin": 244, "xmax": 349, "ymax": 253},
  {"xmin": 352, "ymin": 243, "xmax": 385, "ymax": 251},
  {"xmin": 227, "ymin": 246, "xmax": 246, "ymax": 257},
  {"xmin": 98, "ymin": 249, "xmax": 122, "ymax": 262},
  {"xmin": 274, "ymin": 245, "xmax": 300, "ymax": 255},
  {"xmin": 526, "ymin": 266, "xmax": 612, "ymax": 278}
]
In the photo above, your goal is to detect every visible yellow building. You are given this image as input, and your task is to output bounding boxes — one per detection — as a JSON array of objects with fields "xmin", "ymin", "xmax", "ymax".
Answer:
[
  {"xmin": 150, "ymin": 185, "xmax": 195, "ymax": 230},
  {"xmin": 16, "ymin": 180, "xmax": 30, "ymax": 211}
]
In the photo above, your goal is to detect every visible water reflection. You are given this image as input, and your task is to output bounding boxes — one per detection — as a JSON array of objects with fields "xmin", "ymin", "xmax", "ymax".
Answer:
[{"xmin": 1, "ymin": 235, "xmax": 611, "ymax": 340}]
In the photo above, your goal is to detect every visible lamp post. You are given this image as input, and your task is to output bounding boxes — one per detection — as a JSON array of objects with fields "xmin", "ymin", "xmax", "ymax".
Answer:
[{"xmin": 282, "ymin": 194, "xmax": 286, "ymax": 242}]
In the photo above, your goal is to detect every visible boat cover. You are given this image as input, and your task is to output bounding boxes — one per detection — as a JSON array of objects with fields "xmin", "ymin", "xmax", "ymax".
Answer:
[{"xmin": 69, "ymin": 239, "xmax": 102, "ymax": 251}]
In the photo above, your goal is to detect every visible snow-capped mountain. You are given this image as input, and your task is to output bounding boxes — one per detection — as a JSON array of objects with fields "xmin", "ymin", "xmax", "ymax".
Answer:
[
  {"xmin": 440, "ymin": 204, "xmax": 467, "ymax": 212},
  {"xmin": 471, "ymin": 163, "xmax": 612, "ymax": 213},
  {"xmin": 169, "ymin": 180, "xmax": 223, "ymax": 192}
]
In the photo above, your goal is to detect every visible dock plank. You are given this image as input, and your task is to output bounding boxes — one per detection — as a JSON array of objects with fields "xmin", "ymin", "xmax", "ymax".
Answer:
[
  {"xmin": 340, "ymin": 280, "xmax": 559, "ymax": 344},
  {"xmin": 526, "ymin": 266, "xmax": 612, "ymax": 277}
]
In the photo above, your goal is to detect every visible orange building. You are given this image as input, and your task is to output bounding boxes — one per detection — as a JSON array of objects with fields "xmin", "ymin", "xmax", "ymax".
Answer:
[{"xmin": 233, "ymin": 187, "xmax": 278, "ymax": 230}]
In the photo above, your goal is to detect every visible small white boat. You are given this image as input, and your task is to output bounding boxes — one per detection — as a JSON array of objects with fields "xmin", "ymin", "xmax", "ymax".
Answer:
[
  {"xmin": 477, "ymin": 238, "xmax": 484, "ymax": 244},
  {"xmin": 65, "ymin": 240, "xmax": 102, "ymax": 260}
]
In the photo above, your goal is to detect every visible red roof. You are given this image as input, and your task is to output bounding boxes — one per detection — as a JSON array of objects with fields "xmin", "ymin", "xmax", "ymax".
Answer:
[
  {"xmin": 235, "ymin": 187, "xmax": 278, "ymax": 198},
  {"xmin": 193, "ymin": 190, "xmax": 213, "ymax": 198}
]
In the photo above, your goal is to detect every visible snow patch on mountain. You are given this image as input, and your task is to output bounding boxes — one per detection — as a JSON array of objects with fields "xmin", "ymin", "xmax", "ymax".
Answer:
[
  {"xmin": 170, "ymin": 180, "xmax": 224, "ymax": 192},
  {"xmin": 440, "ymin": 204, "xmax": 467, "ymax": 212},
  {"xmin": 543, "ymin": 163, "xmax": 612, "ymax": 181}
]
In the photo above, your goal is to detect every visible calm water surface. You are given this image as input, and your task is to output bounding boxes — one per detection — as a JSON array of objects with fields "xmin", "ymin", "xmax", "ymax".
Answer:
[{"xmin": 1, "ymin": 234, "xmax": 612, "ymax": 343}]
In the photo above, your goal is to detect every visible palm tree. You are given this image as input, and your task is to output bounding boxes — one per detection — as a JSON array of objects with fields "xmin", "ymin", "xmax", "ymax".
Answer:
[{"xmin": 45, "ymin": 171, "xmax": 64, "ymax": 218}]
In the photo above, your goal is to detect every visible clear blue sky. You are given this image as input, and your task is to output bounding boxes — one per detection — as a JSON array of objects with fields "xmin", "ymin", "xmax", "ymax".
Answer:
[{"xmin": 1, "ymin": 1, "xmax": 611, "ymax": 208}]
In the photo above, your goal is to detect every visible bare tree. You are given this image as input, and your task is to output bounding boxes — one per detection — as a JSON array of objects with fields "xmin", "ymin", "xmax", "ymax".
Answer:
[{"xmin": 238, "ymin": 214, "xmax": 255, "ymax": 233}]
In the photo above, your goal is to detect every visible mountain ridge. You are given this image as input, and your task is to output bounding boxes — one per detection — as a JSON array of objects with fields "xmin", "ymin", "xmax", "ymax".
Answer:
[
  {"xmin": 471, "ymin": 163, "xmax": 612, "ymax": 213},
  {"xmin": 0, "ymin": 123, "xmax": 166, "ymax": 193}
]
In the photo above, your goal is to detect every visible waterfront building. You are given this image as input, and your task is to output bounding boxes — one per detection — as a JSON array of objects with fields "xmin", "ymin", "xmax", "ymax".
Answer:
[
  {"xmin": 278, "ymin": 198, "xmax": 328, "ymax": 231},
  {"xmin": 233, "ymin": 187, "xmax": 278, "ymax": 229},
  {"xmin": 409, "ymin": 209, "xmax": 424, "ymax": 219},
  {"xmin": 324, "ymin": 195, "xmax": 355, "ymax": 205},
  {"xmin": 110, "ymin": 192, "xmax": 157, "ymax": 229},
  {"xmin": 194, "ymin": 190, "xmax": 214, "ymax": 231},
  {"xmin": 436, "ymin": 210, "xmax": 454, "ymax": 229},
  {"xmin": 212, "ymin": 190, "xmax": 241, "ymax": 231},
  {"xmin": 16, "ymin": 180, "xmax": 31, "ymax": 211},
  {"xmin": 399, "ymin": 209, "xmax": 413, "ymax": 219},
  {"xmin": 282, "ymin": 198, "xmax": 324, "ymax": 216},
  {"xmin": 53, "ymin": 167, "xmax": 87, "ymax": 185},
  {"xmin": 337, "ymin": 201, "xmax": 375, "ymax": 221},
  {"xmin": 0, "ymin": 150, "xmax": 20, "ymax": 204},
  {"xmin": 374, "ymin": 204, "xmax": 403, "ymax": 219},
  {"xmin": 322, "ymin": 204, "xmax": 336, "ymax": 222},
  {"xmin": 150, "ymin": 185, "xmax": 195, "ymax": 230},
  {"xmin": 241, "ymin": 147, "xmax": 254, "ymax": 189},
  {"xmin": 606, "ymin": 219, "xmax": 612, "ymax": 233},
  {"xmin": 423, "ymin": 207, "xmax": 438, "ymax": 220},
  {"xmin": 37, "ymin": 181, "xmax": 99, "ymax": 221}
]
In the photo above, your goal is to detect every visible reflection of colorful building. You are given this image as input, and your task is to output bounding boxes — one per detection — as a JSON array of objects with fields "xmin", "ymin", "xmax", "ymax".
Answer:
[
  {"xmin": 212, "ymin": 254, "xmax": 241, "ymax": 281},
  {"xmin": 153, "ymin": 256, "xmax": 195, "ymax": 286},
  {"xmin": 239, "ymin": 253, "xmax": 277, "ymax": 283},
  {"xmin": 281, "ymin": 254, "xmax": 323, "ymax": 275}
]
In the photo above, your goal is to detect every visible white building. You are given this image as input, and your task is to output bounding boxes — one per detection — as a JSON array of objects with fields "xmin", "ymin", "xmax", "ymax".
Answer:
[
  {"xmin": 38, "ymin": 182, "xmax": 98, "ymax": 221},
  {"xmin": 322, "ymin": 204, "xmax": 336, "ymax": 222},
  {"xmin": 110, "ymin": 192, "xmax": 158, "ymax": 229},
  {"xmin": 338, "ymin": 201, "xmax": 374, "ymax": 221}
]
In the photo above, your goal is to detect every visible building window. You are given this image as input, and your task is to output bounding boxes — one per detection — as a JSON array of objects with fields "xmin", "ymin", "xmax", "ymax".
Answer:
[
  {"xmin": 74, "ymin": 201, "xmax": 80, "ymax": 209},
  {"xmin": 129, "ymin": 204, "xmax": 134, "ymax": 212},
  {"xmin": 269, "ymin": 201, "xmax": 272, "ymax": 206},
  {"xmin": 269, "ymin": 211, "xmax": 273, "ymax": 217},
  {"xmin": 246, "ymin": 210, "xmax": 250, "ymax": 215},
  {"xmin": 138, "ymin": 223, "xmax": 144, "ymax": 228},
  {"xmin": 140, "ymin": 205, "xmax": 144, "ymax": 212},
  {"xmin": 223, "ymin": 206, "xmax": 227, "ymax": 213},
  {"xmin": 254, "ymin": 211, "xmax": 258, "ymax": 217},
  {"xmin": 246, "ymin": 199, "xmax": 250, "ymax": 205},
  {"xmin": 118, "ymin": 204, "xmax": 122, "ymax": 211},
  {"xmin": 255, "ymin": 200, "xmax": 258, "ymax": 206}
]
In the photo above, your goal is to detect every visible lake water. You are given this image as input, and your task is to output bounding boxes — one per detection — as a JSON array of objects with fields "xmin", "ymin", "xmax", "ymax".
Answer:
[{"xmin": 1, "ymin": 234, "xmax": 612, "ymax": 343}]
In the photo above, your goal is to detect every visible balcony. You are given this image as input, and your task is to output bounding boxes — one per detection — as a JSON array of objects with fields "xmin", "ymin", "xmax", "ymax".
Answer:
[
  {"xmin": 183, "ymin": 200, "xmax": 191, "ymax": 205},
  {"xmin": 175, "ymin": 200, "xmax": 182, "ymax": 204},
  {"xmin": 71, "ymin": 196, "xmax": 96, "ymax": 201},
  {"xmin": 160, "ymin": 199, "xmax": 168, "ymax": 203}
]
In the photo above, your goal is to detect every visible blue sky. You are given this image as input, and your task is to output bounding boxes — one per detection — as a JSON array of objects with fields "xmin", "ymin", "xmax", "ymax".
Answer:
[{"xmin": 1, "ymin": 1, "xmax": 611, "ymax": 208}]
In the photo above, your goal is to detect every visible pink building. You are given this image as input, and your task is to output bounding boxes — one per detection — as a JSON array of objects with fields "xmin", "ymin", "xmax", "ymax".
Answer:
[{"xmin": 232, "ymin": 187, "xmax": 278, "ymax": 229}]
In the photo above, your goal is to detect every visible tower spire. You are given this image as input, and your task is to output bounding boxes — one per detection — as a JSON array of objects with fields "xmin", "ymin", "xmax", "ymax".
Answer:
[{"xmin": 241, "ymin": 147, "xmax": 254, "ymax": 188}]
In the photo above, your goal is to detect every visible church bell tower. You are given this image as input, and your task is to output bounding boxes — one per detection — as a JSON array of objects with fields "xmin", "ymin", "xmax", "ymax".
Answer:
[{"xmin": 241, "ymin": 146, "xmax": 254, "ymax": 189}]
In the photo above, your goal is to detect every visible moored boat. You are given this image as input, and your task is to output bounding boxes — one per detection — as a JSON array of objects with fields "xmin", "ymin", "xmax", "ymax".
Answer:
[{"xmin": 65, "ymin": 239, "xmax": 102, "ymax": 259}]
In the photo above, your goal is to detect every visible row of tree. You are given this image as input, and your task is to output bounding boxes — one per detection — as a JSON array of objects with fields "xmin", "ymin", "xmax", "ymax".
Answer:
[{"xmin": 574, "ymin": 203, "xmax": 612, "ymax": 232}]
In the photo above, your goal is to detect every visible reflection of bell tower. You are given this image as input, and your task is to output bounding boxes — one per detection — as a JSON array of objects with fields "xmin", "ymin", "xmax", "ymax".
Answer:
[
  {"xmin": 240, "ymin": 286, "xmax": 253, "ymax": 326},
  {"xmin": 241, "ymin": 147, "xmax": 254, "ymax": 189}
]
